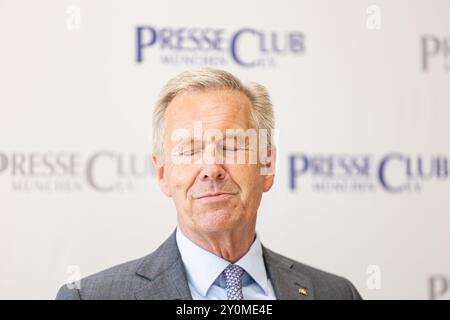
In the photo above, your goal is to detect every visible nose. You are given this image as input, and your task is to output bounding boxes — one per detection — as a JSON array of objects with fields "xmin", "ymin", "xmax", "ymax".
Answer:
[
  {"xmin": 197, "ymin": 142, "xmax": 226, "ymax": 181},
  {"xmin": 199, "ymin": 164, "xmax": 226, "ymax": 181}
]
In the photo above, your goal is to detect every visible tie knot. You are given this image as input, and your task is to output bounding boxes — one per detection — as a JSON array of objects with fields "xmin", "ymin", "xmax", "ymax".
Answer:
[
  {"xmin": 224, "ymin": 264, "xmax": 244, "ymax": 279},
  {"xmin": 223, "ymin": 264, "xmax": 245, "ymax": 300}
]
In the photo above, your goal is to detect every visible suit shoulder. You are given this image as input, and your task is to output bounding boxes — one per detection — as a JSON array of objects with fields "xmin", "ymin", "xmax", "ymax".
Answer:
[
  {"xmin": 56, "ymin": 253, "xmax": 153, "ymax": 300},
  {"xmin": 56, "ymin": 231, "xmax": 180, "ymax": 300}
]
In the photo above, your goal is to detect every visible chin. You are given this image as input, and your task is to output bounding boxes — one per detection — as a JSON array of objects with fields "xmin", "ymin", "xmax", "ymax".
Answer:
[{"xmin": 194, "ymin": 209, "xmax": 241, "ymax": 233}]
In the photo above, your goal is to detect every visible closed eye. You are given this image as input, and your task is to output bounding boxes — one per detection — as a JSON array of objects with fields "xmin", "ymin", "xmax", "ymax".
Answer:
[{"xmin": 180, "ymin": 149, "xmax": 201, "ymax": 156}]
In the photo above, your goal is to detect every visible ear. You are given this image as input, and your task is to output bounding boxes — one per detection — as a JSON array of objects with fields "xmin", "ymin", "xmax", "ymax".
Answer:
[
  {"xmin": 151, "ymin": 153, "xmax": 172, "ymax": 197},
  {"xmin": 262, "ymin": 146, "xmax": 276, "ymax": 192}
]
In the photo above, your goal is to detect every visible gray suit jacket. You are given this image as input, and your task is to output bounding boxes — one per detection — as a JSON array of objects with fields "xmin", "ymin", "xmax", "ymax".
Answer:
[{"xmin": 56, "ymin": 231, "xmax": 362, "ymax": 300}]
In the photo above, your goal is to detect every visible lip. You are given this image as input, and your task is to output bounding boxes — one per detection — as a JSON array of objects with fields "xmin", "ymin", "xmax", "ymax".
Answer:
[{"xmin": 194, "ymin": 192, "xmax": 236, "ymax": 201}]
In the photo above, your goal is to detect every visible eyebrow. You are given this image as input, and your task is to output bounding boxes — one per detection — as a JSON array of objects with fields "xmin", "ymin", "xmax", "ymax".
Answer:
[
  {"xmin": 223, "ymin": 131, "xmax": 246, "ymax": 139},
  {"xmin": 172, "ymin": 130, "xmax": 250, "ymax": 150},
  {"xmin": 173, "ymin": 137, "xmax": 202, "ymax": 149}
]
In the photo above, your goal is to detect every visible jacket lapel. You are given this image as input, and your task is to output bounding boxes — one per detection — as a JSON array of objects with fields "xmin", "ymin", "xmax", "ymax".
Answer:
[
  {"xmin": 263, "ymin": 246, "xmax": 314, "ymax": 300},
  {"xmin": 134, "ymin": 230, "xmax": 192, "ymax": 300}
]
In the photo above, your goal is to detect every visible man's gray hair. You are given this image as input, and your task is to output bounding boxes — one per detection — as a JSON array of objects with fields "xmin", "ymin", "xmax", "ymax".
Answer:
[{"xmin": 152, "ymin": 67, "xmax": 275, "ymax": 158}]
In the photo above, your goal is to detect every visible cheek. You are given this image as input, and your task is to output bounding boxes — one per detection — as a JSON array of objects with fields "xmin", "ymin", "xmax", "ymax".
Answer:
[
  {"xmin": 231, "ymin": 165, "xmax": 264, "ymax": 201},
  {"xmin": 167, "ymin": 165, "xmax": 197, "ymax": 195}
]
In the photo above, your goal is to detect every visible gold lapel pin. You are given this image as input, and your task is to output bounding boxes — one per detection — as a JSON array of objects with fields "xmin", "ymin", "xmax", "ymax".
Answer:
[{"xmin": 298, "ymin": 287, "xmax": 308, "ymax": 296}]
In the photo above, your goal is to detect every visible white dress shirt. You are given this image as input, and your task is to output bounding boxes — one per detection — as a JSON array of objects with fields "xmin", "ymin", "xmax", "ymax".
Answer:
[{"xmin": 175, "ymin": 227, "xmax": 277, "ymax": 300}]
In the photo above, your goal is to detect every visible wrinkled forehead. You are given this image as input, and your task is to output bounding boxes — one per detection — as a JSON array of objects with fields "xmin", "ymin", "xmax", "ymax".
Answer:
[{"xmin": 164, "ymin": 89, "xmax": 254, "ymax": 134}]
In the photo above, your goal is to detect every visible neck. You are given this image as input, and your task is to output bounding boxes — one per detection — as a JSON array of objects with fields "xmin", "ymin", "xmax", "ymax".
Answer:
[{"xmin": 178, "ymin": 222, "xmax": 256, "ymax": 263}]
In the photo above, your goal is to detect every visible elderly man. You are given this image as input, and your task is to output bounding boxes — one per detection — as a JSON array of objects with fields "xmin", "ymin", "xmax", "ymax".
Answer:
[{"xmin": 56, "ymin": 68, "xmax": 361, "ymax": 300}]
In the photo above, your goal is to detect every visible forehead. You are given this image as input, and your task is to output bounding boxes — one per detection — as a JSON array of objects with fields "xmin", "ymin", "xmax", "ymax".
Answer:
[{"xmin": 164, "ymin": 89, "xmax": 253, "ymax": 131}]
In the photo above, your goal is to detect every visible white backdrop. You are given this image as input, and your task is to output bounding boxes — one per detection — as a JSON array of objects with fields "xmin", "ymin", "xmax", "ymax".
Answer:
[{"xmin": 0, "ymin": 0, "xmax": 449, "ymax": 299}]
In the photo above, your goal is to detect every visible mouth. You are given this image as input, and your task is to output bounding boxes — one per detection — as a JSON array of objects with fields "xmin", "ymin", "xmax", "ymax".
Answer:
[{"xmin": 194, "ymin": 192, "xmax": 236, "ymax": 202}]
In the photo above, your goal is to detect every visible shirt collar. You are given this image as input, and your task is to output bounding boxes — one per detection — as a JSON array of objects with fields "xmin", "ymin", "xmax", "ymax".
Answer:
[{"xmin": 175, "ymin": 227, "xmax": 270, "ymax": 297}]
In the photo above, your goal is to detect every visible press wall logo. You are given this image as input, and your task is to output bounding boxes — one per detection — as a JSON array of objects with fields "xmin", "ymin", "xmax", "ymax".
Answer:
[
  {"xmin": 0, "ymin": 151, "xmax": 154, "ymax": 193},
  {"xmin": 289, "ymin": 153, "xmax": 449, "ymax": 193},
  {"xmin": 429, "ymin": 275, "xmax": 450, "ymax": 300},
  {"xmin": 135, "ymin": 26, "xmax": 306, "ymax": 67},
  {"xmin": 421, "ymin": 34, "xmax": 450, "ymax": 72}
]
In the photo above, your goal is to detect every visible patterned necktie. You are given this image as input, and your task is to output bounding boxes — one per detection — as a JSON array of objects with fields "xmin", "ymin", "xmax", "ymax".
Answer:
[{"xmin": 223, "ymin": 264, "xmax": 245, "ymax": 300}]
